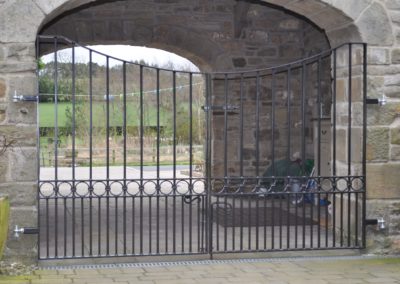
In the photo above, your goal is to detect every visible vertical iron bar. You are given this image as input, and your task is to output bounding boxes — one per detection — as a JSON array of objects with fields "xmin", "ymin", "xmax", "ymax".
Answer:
[
  {"xmin": 64, "ymin": 198, "xmax": 67, "ymax": 257},
  {"xmin": 224, "ymin": 74, "xmax": 228, "ymax": 182},
  {"xmin": 216, "ymin": 196, "xmax": 220, "ymax": 251},
  {"xmin": 333, "ymin": 50, "xmax": 337, "ymax": 177},
  {"xmin": 140, "ymin": 65, "xmax": 144, "ymax": 255},
  {"xmin": 172, "ymin": 71, "xmax": 177, "ymax": 254},
  {"xmin": 332, "ymin": 49, "xmax": 337, "ymax": 248},
  {"xmin": 165, "ymin": 196, "xmax": 168, "ymax": 253},
  {"xmin": 156, "ymin": 69, "xmax": 160, "ymax": 254},
  {"xmin": 106, "ymin": 56, "xmax": 110, "ymax": 256},
  {"xmin": 149, "ymin": 197, "xmax": 152, "ymax": 254},
  {"xmin": 248, "ymin": 194, "xmax": 251, "ymax": 251},
  {"xmin": 205, "ymin": 74, "xmax": 213, "ymax": 258},
  {"xmin": 348, "ymin": 44, "xmax": 352, "ymax": 176},
  {"xmin": 224, "ymin": 195, "xmax": 228, "ymax": 251},
  {"xmin": 301, "ymin": 64, "xmax": 306, "ymax": 172},
  {"xmin": 98, "ymin": 198, "xmax": 101, "ymax": 255},
  {"xmin": 240, "ymin": 74, "xmax": 244, "ymax": 179},
  {"xmin": 53, "ymin": 38, "xmax": 59, "ymax": 196},
  {"xmin": 53, "ymin": 38, "xmax": 59, "ymax": 258},
  {"xmin": 256, "ymin": 72, "xmax": 260, "ymax": 178},
  {"xmin": 53, "ymin": 37, "xmax": 59, "ymax": 257},
  {"xmin": 45, "ymin": 199, "xmax": 49, "ymax": 258},
  {"xmin": 81, "ymin": 198, "xmax": 84, "ymax": 256},
  {"xmin": 340, "ymin": 192, "xmax": 344, "ymax": 246},
  {"xmin": 35, "ymin": 36, "xmax": 42, "ymax": 258},
  {"xmin": 115, "ymin": 196, "xmax": 118, "ymax": 255},
  {"xmin": 189, "ymin": 73, "xmax": 193, "ymax": 253},
  {"xmin": 362, "ymin": 43, "xmax": 367, "ymax": 248},
  {"xmin": 355, "ymin": 190, "xmax": 359, "ymax": 247},
  {"xmin": 89, "ymin": 50, "xmax": 93, "ymax": 257},
  {"xmin": 123, "ymin": 62, "xmax": 127, "ymax": 255},
  {"xmin": 256, "ymin": 194, "xmax": 259, "ymax": 250},
  {"xmin": 348, "ymin": 44, "xmax": 353, "ymax": 247},
  {"xmin": 264, "ymin": 196, "xmax": 267, "ymax": 249},
  {"xmin": 181, "ymin": 194, "xmax": 184, "ymax": 253},
  {"xmin": 286, "ymin": 187, "xmax": 290, "ymax": 249},
  {"xmin": 287, "ymin": 68, "xmax": 291, "ymax": 173},
  {"xmin": 71, "ymin": 43, "xmax": 76, "ymax": 257},
  {"xmin": 132, "ymin": 197, "xmax": 135, "ymax": 254},
  {"xmin": 232, "ymin": 196, "xmax": 236, "ymax": 251},
  {"xmin": 317, "ymin": 58, "xmax": 322, "ymax": 249},
  {"xmin": 271, "ymin": 71, "xmax": 276, "ymax": 176},
  {"xmin": 279, "ymin": 190, "xmax": 282, "ymax": 249},
  {"xmin": 240, "ymin": 193, "xmax": 243, "ymax": 251},
  {"xmin": 271, "ymin": 190, "xmax": 275, "ymax": 250}
]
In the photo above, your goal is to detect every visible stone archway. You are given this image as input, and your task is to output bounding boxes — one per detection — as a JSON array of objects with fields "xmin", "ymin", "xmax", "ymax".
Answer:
[{"xmin": 1, "ymin": 0, "xmax": 399, "ymax": 262}]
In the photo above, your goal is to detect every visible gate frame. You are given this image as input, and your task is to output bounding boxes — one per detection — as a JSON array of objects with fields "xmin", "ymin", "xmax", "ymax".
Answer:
[{"xmin": 36, "ymin": 35, "xmax": 368, "ymax": 260}]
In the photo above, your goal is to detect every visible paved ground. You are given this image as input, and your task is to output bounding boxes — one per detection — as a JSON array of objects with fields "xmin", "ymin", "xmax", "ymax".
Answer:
[{"xmin": 1, "ymin": 256, "xmax": 400, "ymax": 283}]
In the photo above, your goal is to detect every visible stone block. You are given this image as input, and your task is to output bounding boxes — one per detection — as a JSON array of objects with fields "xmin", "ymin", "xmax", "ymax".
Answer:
[
  {"xmin": 0, "ymin": 125, "xmax": 36, "ymax": 147},
  {"xmin": 351, "ymin": 127, "xmax": 364, "ymax": 163},
  {"xmin": 384, "ymin": 74, "xmax": 400, "ymax": 86},
  {"xmin": 8, "ymin": 147, "xmax": 37, "ymax": 182},
  {"xmin": 367, "ymin": 127, "xmax": 389, "ymax": 161},
  {"xmin": 367, "ymin": 103, "xmax": 400, "ymax": 126},
  {"xmin": 33, "ymin": 0, "xmax": 67, "ymax": 15},
  {"xmin": 0, "ymin": 78, "xmax": 5, "ymax": 99},
  {"xmin": 0, "ymin": 104, "xmax": 5, "ymax": 123},
  {"xmin": 356, "ymin": 2, "xmax": 394, "ymax": 46},
  {"xmin": 368, "ymin": 76, "xmax": 384, "ymax": 95},
  {"xmin": 391, "ymin": 126, "xmax": 400, "ymax": 145},
  {"xmin": 0, "ymin": 0, "xmax": 44, "ymax": 43},
  {"xmin": 393, "ymin": 49, "xmax": 400, "ymax": 64},
  {"xmin": 0, "ymin": 156, "xmax": 8, "ymax": 183},
  {"xmin": 383, "ymin": 85, "xmax": 400, "ymax": 98},
  {"xmin": 351, "ymin": 76, "xmax": 363, "ymax": 102},
  {"xmin": 0, "ymin": 61, "xmax": 36, "ymax": 73},
  {"xmin": 257, "ymin": 48, "xmax": 277, "ymax": 57},
  {"xmin": 368, "ymin": 48, "xmax": 390, "ymax": 65},
  {"xmin": 336, "ymin": 78, "xmax": 347, "ymax": 102},
  {"xmin": 5, "ymin": 43, "xmax": 35, "ymax": 61},
  {"xmin": 0, "ymin": 182, "xmax": 36, "ymax": 206},
  {"xmin": 278, "ymin": 19, "xmax": 300, "ymax": 30},
  {"xmin": 335, "ymin": 128, "xmax": 347, "ymax": 162},
  {"xmin": 366, "ymin": 163, "xmax": 400, "ymax": 199},
  {"xmin": 390, "ymin": 145, "xmax": 400, "ymax": 160},
  {"xmin": 385, "ymin": 0, "xmax": 400, "ymax": 10},
  {"xmin": 232, "ymin": 58, "xmax": 246, "ymax": 68}
]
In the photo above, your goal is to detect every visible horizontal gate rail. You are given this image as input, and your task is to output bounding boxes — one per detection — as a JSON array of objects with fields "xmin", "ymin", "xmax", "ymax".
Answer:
[{"xmin": 37, "ymin": 35, "xmax": 367, "ymax": 260}]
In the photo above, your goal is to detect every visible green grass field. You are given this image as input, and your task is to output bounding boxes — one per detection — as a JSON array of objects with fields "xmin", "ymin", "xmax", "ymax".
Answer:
[{"xmin": 39, "ymin": 102, "xmax": 175, "ymax": 128}]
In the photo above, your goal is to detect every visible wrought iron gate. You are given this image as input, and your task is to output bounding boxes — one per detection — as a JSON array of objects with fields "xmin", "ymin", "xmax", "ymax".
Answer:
[{"xmin": 37, "ymin": 35, "xmax": 367, "ymax": 260}]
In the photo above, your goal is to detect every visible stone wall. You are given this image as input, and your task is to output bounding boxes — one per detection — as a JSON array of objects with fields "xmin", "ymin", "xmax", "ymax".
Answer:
[{"xmin": 0, "ymin": 41, "xmax": 38, "ymax": 261}]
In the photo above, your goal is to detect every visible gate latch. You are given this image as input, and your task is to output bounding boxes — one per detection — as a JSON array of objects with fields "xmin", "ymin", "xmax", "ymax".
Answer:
[
  {"xmin": 12, "ymin": 91, "xmax": 37, "ymax": 102},
  {"xmin": 14, "ymin": 225, "xmax": 39, "ymax": 238},
  {"xmin": 366, "ymin": 95, "xmax": 386, "ymax": 106}
]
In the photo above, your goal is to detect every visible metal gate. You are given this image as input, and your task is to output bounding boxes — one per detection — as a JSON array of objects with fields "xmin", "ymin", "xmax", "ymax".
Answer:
[{"xmin": 37, "ymin": 35, "xmax": 367, "ymax": 260}]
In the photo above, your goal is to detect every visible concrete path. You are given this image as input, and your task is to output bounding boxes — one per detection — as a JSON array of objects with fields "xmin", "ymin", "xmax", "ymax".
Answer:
[{"xmin": 1, "ymin": 256, "xmax": 400, "ymax": 283}]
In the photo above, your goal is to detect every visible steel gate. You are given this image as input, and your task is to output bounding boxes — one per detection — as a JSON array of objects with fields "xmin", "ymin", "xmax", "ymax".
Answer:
[{"xmin": 37, "ymin": 35, "xmax": 367, "ymax": 260}]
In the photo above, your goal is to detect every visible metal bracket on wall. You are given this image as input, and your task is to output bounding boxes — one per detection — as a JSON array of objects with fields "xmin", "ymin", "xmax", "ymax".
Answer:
[
  {"xmin": 12, "ymin": 91, "xmax": 38, "ymax": 102},
  {"xmin": 366, "ymin": 95, "xmax": 386, "ymax": 106}
]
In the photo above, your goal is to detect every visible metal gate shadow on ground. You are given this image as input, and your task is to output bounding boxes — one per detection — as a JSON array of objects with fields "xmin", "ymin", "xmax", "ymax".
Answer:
[{"xmin": 36, "ymin": 35, "xmax": 367, "ymax": 260}]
